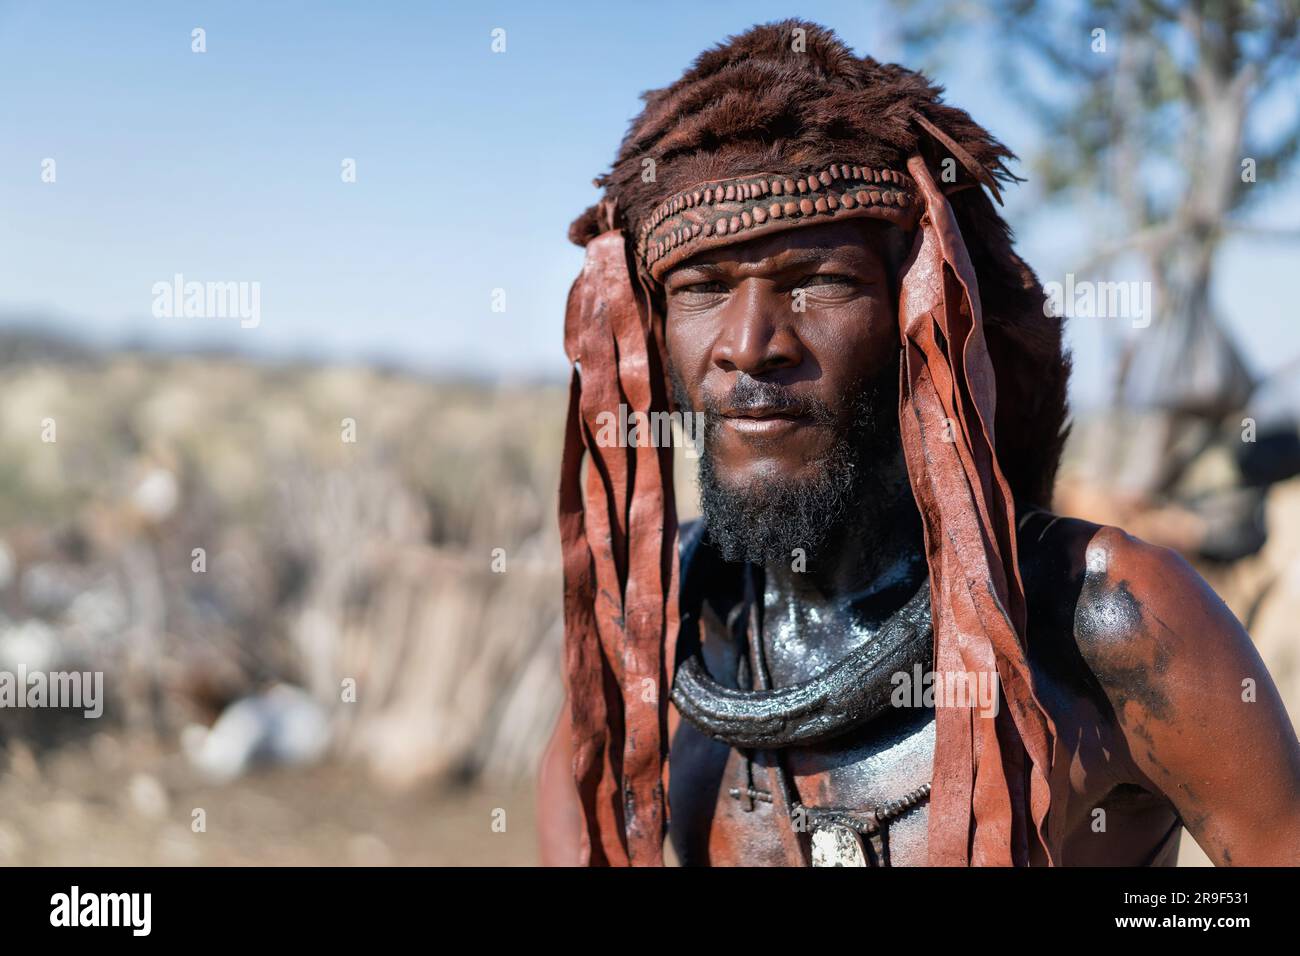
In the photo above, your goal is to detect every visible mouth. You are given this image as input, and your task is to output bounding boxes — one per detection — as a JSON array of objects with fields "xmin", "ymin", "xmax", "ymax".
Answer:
[{"xmin": 720, "ymin": 408, "xmax": 813, "ymax": 435}]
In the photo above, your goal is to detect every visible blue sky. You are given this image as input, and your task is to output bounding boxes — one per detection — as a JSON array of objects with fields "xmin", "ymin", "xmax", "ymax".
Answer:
[{"xmin": 1, "ymin": 0, "xmax": 1297, "ymax": 406}]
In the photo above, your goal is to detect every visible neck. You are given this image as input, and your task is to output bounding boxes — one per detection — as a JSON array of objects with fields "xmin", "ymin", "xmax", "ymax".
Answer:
[
  {"xmin": 762, "ymin": 448, "xmax": 926, "ymax": 606},
  {"xmin": 753, "ymin": 449, "xmax": 927, "ymax": 688}
]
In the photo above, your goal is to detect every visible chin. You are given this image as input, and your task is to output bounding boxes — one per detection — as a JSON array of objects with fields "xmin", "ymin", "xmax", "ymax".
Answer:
[
  {"xmin": 713, "ymin": 434, "xmax": 838, "ymax": 482},
  {"xmin": 714, "ymin": 456, "xmax": 797, "ymax": 492}
]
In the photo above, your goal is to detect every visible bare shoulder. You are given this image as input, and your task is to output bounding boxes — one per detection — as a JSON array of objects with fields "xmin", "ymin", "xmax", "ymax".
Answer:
[
  {"xmin": 1070, "ymin": 522, "xmax": 1249, "ymax": 693},
  {"xmin": 1018, "ymin": 510, "xmax": 1294, "ymax": 762},
  {"xmin": 1017, "ymin": 511, "xmax": 1249, "ymax": 693},
  {"xmin": 1058, "ymin": 518, "xmax": 1300, "ymax": 863}
]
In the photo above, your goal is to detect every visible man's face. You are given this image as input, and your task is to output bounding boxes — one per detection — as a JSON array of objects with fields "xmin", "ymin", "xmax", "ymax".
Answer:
[{"xmin": 664, "ymin": 219, "xmax": 904, "ymax": 562}]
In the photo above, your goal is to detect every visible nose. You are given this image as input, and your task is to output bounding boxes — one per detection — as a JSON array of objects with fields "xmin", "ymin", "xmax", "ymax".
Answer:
[{"xmin": 710, "ymin": 280, "xmax": 802, "ymax": 377}]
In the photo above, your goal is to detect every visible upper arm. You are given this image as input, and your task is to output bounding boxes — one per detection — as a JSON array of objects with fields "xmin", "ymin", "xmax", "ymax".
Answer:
[{"xmin": 1076, "ymin": 525, "xmax": 1300, "ymax": 865}]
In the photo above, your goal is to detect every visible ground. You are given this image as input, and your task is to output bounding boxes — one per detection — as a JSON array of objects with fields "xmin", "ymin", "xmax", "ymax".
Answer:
[{"xmin": 0, "ymin": 734, "xmax": 539, "ymax": 866}]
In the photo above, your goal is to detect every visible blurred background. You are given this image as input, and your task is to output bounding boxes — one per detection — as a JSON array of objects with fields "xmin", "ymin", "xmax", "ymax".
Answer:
[{"xmin": 0, "ymin": 0, "xmax": 1297, "ymax": 866}]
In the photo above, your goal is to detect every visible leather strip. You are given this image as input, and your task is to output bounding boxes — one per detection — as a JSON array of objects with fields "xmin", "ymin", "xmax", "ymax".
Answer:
[
  {"xmin": 560, "ymin": 231, "xmax": 680, "ymax": 866},
  {"xmin": 897, "ymin": 153, "xmax": 1060, "ymax": 865},
  {"xmin": 910, "ymin": 112, "xmax": 1004, "ymax": 206}
]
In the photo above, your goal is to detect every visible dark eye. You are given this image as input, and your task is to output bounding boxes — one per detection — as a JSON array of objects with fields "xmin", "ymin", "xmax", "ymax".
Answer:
[
  {"xmin": 796, "ymin": 274, "xmax": 855, "ymax": 290},
  {"xmin": 676, "ymin": 280, "xmax": 729, "ymax": 295}
]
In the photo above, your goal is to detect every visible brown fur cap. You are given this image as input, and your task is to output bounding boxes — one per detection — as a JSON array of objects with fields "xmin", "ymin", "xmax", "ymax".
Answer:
[{"xmin": 570, "ymin": 19, "xmax": 1071, "ymax": 506}]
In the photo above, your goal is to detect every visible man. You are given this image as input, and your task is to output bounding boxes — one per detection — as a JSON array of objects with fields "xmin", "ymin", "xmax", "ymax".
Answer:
[{"xmin": 537, "ymin": 20, "xmax": 1300, "ymax": 866}]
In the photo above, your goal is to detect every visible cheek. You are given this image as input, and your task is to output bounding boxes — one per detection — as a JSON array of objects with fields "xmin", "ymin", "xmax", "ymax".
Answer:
[
  {"xmin": 798, "ymin": 295, "xmax": 897, "ymax": 382},
  {"xmin": 665, "ymin": 309, "xmax": 712, "ymax": 400}
]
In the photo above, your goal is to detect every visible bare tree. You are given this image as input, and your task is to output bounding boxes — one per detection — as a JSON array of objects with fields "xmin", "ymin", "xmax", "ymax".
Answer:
[{"xmin": 896, "ymin": 0, "xmax": 1300, "ymax": 432}]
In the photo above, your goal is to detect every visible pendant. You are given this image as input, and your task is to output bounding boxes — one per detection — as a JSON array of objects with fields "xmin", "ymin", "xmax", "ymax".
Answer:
[{"xmin": 810, "ymin": 824, "xmax": 868, "ymax": 867}]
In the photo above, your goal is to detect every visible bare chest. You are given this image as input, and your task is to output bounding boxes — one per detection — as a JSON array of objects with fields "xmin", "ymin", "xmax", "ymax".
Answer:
[
  {"xmin": 668, "ymin": 668, "xmax": 1182, "ymax": 866},
  {"xmin": 669, "ymin": 705, "xmax": 936, "ymax": 866}
]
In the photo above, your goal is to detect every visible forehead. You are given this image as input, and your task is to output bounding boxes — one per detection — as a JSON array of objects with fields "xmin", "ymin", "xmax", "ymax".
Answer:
[{"xmin": 665, "ymin": 219, "xmax": 893, "ymax": 276}]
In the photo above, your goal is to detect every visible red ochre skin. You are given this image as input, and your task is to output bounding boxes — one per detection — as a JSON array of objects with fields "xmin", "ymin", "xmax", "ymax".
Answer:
[{"xmin": 537, "ymin": 222, "xmax": 1300, "ymax": 867}]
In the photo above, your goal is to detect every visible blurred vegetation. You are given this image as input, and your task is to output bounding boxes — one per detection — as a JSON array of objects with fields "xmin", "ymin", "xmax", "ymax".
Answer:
[{"xmin": 0, "ymin": 332, "xmax": 568, "ymax": 791}]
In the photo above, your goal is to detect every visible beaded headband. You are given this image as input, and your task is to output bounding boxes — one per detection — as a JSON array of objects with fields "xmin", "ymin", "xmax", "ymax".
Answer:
[{"xmin": 637, "ymin": 163, "xmax": 921, "ymax": 282}]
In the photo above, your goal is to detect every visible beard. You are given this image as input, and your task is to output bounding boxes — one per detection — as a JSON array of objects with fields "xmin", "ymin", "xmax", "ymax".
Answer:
[{"xmin": 672, "ymin": 358, "xmax": 902, "ymax": 566}]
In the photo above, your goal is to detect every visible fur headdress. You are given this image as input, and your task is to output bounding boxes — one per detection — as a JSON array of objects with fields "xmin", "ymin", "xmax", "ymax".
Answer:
[{"xmin": 560, "ymin": 19, "xmax": 1071, "ymax": 866}]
